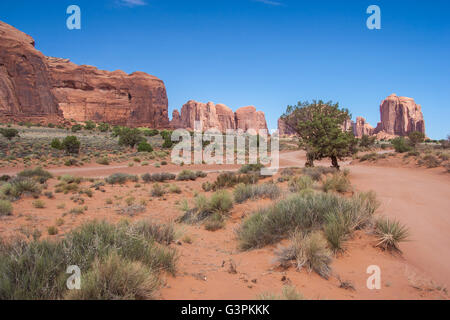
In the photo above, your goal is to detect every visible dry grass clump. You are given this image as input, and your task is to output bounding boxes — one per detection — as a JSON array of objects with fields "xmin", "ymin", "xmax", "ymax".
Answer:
[
  {"xmin": 322, "ymin": 171, "xmax": 351, "ymax": 193},
  {"xmin": 141, "ymin": 172, "xmax": 175, "ymax": 183},
  {"xmin": 105, "ymin": 173, "xmax": 138, "ymax": 185},
  {"xmin": 233, "ymin": 183, "xmax": 281, "ymax": 203},
  {"xmin": 374, "ymin": 217, "xmax": 409, "ymax": 252},
  {"xmin": 17, "ymin": 167, "xmax": 52, "ymax": 184},
  {"xmin": 0, "ymin": 220, "xmax": 177, "ymax": 300},
  {"xmin": 206, "ymin": 172, "xmax": 261, "ymax": 191},
  {"xmin": 178, "ymin": 191, "xmax": 233, "ymax": 229},
  {"xmin": 288, "ymin": 175, "xmax": 314, "ymax": 192},
  {"xmin": 258, "ymin": 285, "xmax": 305, "ymax": 300},
  {"xmin": 301, "ymin": 166, "xmax": 337, "ymax": 182},
  {"xmin": 237, "ymin": 191, "xmax": 378, "ymax": 251},
  {"xmin": 275, "ymin": 231, "xmax": 332, "ymax": 279},
  {"xmin": 0, "ymin": 200, "xmax": 13, "ymax": 216}
]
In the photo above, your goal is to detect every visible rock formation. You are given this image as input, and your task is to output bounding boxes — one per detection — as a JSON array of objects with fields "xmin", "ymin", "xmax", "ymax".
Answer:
[
  {"xmin": 0, "ymin": 21, "xmax": 169, "ymax": 127},
  {"xmin": 352, "ymin": 117, "xmax": 375, "ymax": 137},
  {"xmin": 0, "ymin": 21, "xmax": 63, "ymax": 124},
  {"xmin": 376, "ymin": 93, "xmax": 425, "ymax": 136},
  {"xmin": 47, "ymin": 57, "xmax": 169, "ymax": 128},
  {"xmin": 170, "ymin": 101, "xmax": 267, "ymax": 132},
  {"xmin": 235, "ymin": 106, "xmax": 268, "ymax": 132}
]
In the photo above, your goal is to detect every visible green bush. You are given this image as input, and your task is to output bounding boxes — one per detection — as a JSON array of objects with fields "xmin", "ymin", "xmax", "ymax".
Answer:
[
  {"xmin": 96, "ymin": 157, "xmax": 110, "ymax": 165},
  {"xmin": 0, "ymin": 128, "xmax": 19, "ymax": 140},
  {"xmin": 71, "ymin": 124, "xmax": 82, "ymax": 132},
  {"xmin": 239, "ymin": 163, "xmax": 264, "ymax": 174},
  {"xmin": 301, "ymin": 166, "xmax": 336, "ymax": 182},
  {"xmin": 392, "ymin": 137, "xmax": 412, "ymax": 153},
  {"xmin": 137, "ymin": 141, "xmax": 153, "ymax": 153},
  {"xmin": 62, "ymin": 136, "xmax": 81, "ymax": 154},
  {"xmin": 178, "ymin": 191, "xmax": 233, "ymax": 224},
  {"xmin": 141, "ymin": 172, "xmax": 175, "ymax": 183},
  {"xmin": 50, "ymin": 138, "xmax": 63, "ymax": 150},
  {"xmin": 176, "ymin": 170, "xmax": 197, "ymax": 181},
  {"xmin": 118, "ymin": 128, "xmax": 143, "ymax": 148},
  {"xmin": 151, "ymin": 184, "xmax": 165, "ymax": 197},
  {"xmin": 7, "ymin": 177, "xmax": 41, "ymax": 199},
  {"xmin": 98, "ymin": 123, "xmax": 110, "ymax": 132},
  {"xmin": 0, "ymin": 200, "xmax": 13, "ymax": 216}
]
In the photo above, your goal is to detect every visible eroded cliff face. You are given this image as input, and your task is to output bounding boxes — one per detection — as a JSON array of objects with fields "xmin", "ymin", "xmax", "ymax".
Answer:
[
  {"xmin": 376, "ymin": 93, "xmax": 425, "ymax": 136},
  {"xmin": 170, "ymin": 101, "xmax": 267, "ymax": 132},
  {"xmin": 0, "ymin": 21, "xmax": 169, "ymax": 127},
  {"xmin": 0, "ymin": 21, "xmax": 62, "ymax": 123},
  {"xmin": 352, "ymin": 116, "xmax": 375, "ymax": 137}
]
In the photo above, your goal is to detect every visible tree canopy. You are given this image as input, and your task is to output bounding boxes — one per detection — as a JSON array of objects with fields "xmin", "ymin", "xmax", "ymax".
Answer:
[{"xmin": 282, "ymin": 100, "xmax": 356, "ymax": 169}]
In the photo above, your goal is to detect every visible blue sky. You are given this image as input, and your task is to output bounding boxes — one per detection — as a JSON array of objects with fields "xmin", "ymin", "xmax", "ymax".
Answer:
[{"xmin": 1, "ymin": 0, "xmax": 449, "ymax": 139}]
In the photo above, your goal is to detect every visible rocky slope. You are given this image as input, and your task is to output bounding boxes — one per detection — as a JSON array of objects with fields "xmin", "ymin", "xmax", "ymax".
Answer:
[
  {"xmin": 170, "ymin": 101, "xmax": 267, "ymax": 132},
  {"xmin": 0, "ymin": 21, "xmax": 169, "ymax": 127}
]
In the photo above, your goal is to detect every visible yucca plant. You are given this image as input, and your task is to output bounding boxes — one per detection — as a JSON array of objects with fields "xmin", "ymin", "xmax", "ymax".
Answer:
[{"xmin": 375, "ymin": 217, "xmax": 409, "ymax": 252}]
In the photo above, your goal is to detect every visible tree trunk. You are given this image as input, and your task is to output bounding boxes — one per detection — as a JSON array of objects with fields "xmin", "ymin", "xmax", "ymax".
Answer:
[{"xmin": 331, "ymin": 155, "xmax": 340, "ymax": 170}]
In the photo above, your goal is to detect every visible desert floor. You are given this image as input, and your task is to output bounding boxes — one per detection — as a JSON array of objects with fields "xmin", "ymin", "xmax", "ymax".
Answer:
[{"xmin": 0, "ymin": 150, "xmax": 449, "ymax": 300}]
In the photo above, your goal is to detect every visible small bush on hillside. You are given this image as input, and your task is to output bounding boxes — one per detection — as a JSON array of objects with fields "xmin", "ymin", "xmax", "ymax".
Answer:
[
  {"xmin": 420, "ymin": 155, "xmax": 440, "ymax": 168},
  {"xmin": 62, "ymin": 136, "xmax": 81, "ymax": 154},
  {"xmin": 0, "ymin": 128, "xmax": 19, "ymax": 140},
  {"xmin": 204, "ymin": 213, "xmax": 225, "ymax": 231},
  {"xmin": 96, "ymin": 157, "xmax": 110, "ymax": 165},
  {"xmin": 32, "ymin": 200, "xmax": 46, "ymax": 209},
  {"xmin": 7, "ymin": 177, "xmax": 41, "ymax": 199},
  {"xmin": 71, "ymin": 124, "xmax": 82, "ymax": 132},
  {"xmin": 98, "ymin": 123, "xmax": 110, "ymax": 132},
  {"xmin": 301, "ymin": 166, "xmax": 336, "ymax": 182},
  {"xmin": 151, "ymin": 184, "xmax": 165, "ymax": 197},
  {"xmin": 141, "ymin": 172, "xmax": 175, "ymax": 183},
  {"xmin": 50, "ymin": 138, "xmax": 63, "ymax": 150},
  {"xmin": 209, "ymin": 172, "xmax": 260, "ymax": 191},
  {"xmin": 137, "ymin": 141, "xmax": 153, "ymax": 153},
  {"xmin": 131, "ymin": 220, "xmax": 175, "ymax": 245},
  {"xmin": 118, "ymin": 128, "xmax": 144, "ymax": 148}
]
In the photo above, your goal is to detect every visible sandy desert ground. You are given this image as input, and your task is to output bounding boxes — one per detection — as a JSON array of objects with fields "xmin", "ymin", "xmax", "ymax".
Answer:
[{"xmin": 0, "ymin": 149, "xmax": 448, "ymax": 300}]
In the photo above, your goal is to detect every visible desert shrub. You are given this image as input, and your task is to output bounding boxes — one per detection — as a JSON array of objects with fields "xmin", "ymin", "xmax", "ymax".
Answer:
[
  {"xmin": 62, "ymin": 136, "xmax": 81, "ymax": 154},
  {"xmin": 288, "ymin": 175, "xmax": 313, "ymax": 192},
  {"xmin": 375, "ymin": 217, "xmax": 409, "ymax": 252},
  {"xmin": 118, "ymin": 128, "xmax": 144, "ymax": 148},
  {"xmin": 0, "ymin": 175, "xmax": 10, "ymax": 182},
  {"xmin": 0, "ymin": 128, "xmax": 19, "ymax": 140},
  {"xmin": 116, "ymin": 204, "xmax": 146, "ymax": 217},
  {"xmin": 47, "ymin": 226, "xmax": 58, "ymax": 235},
  {"xmin": 59, "ymin": 175, "xmax": 82, "ymax": 184},
  {"xmin": 237, "ymin": 191, "xmax": 378, "ymax": 250},
  {"xmin": 137, "ymin": 141, "xmax": 153, "ymax": 153},
  {"xmin": 392, "ymin": 137, "xmax": 412, "ymax": 153},
  {"xmin": 359, "ymin": 135, "xmax": 376, "ymax": 148},
  {"xmin": 239, "ymin": 163, "xmax": 264, "ymax": 174},
  {"xmin": 71, "ymin": 124, "xmax": 82, "ymax": 132},
  {"xmin": 98, "ymin": 123, "xmax": 110, "ymax": 132},
  {"xmin": 233, "ymin": 183, "xmax": 281, "ymax": 203},
  {"xmin": 84, "ymin": 121, "xmax": 96, "ymax": 130},
  {"xmin": 0, "ymin": 220, "xmax": 176, "ymax": 299},
  {"xmin": 32, "ymin": 199, "xmax": 45, "ymax": 209},
  {"xmin": 322, "ymin": 172, "xmax": 351, "ymax": 193},
  {"xmin": 202, "ymin": 182, "xmax": 213, "ymax": 192},
  {"xmin": 65, "ymin": 252, "xmax": 158, "ymax": 300},
  {"xmin": 143, "ymin": 129, "xmax": 159, "ymax": 137},
  {"xmin": 7, "ymin": 177, "xmax": 41, "ymax": 199},
  {"xmin": 275, "ymin": 231, "xmax": 332, "ymax": 279},
  {"xmin": 50, "ymin": 138, "xmax": 62, "ymax": 150},
  {"xmin": 106, "ymin": 173, "xmax": 138, "ymax": 185},
  {"xmin": 301, "ymin": 166, "xmax": 336, "ymax": 182},
  {"xmin": 0, "ymin": 200, "xmax": 13, "ymax": 216},
  {"xmin": 258, "ymin": 285, "xmax": 304, "ymax": 300},
  {"xmin": 168, "ymin": 184, "xmax": 181, "ymax": 194},
  {"xmin": 195, "ymin": 171, "xmax": 207, "ymax": 178},
  {"xmin": 141, "ymin": 172, "xmax": 175, "ymax": 183},
  {"xmin": 151, "ymin": 184, "xmax": 165, "ymax": 197},
  {"xmin": 359, "ymin": 152, "xmax": 378, "ymax": 162},
  {"xmin": 64, "ymin": 158, "xmax": 78, "ymax": 166},
  {"xmin": 204, "ymin": 213, "xmax": 225, "ymax": 231},
  {"xmin": 421, "ymin": 155, "xmax": 440, "ymax": 168},
  {"xmin": 131, "ymin": 221, "xmax": 175, "ymax": 245},
  {"xmin": 209, "ymin": 172, "xmax": 260, "ymax": 191},
  {"xmin": 178, "ymin": 191, "xmax": 233, "ymax": 224},
  {"xmin": 96, "ymin": 157, "xmax": 110, "ymax": 165},
  {"xmin": 176, "ymin": 170, "xmax": 197, "ymax": 181},
  {"xmin": 18, "ymin": 167, "xmax": 53, "ymax": 184}
]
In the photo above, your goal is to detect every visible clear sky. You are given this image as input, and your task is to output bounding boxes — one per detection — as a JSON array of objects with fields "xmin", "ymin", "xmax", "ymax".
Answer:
[{"xmin": 1, "ymin": 0, "xmax": 449, "ymax": 139}]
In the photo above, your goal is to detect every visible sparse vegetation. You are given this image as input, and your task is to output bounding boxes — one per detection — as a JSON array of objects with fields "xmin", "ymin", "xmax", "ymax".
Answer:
[
  {"xmin": 233, "ymin": 183, "xmax": 281, "ymax": 203},
  {"xmin": 375, "ymin": 217, "xmax": 409, "ymax": 252},
  {"xmin": 106, "ymin": 173, "xmax": 138, "ymax": 185},
  {"xmin": 0, "ymin": 200, "xmax": 13, "ymax": 216}
]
